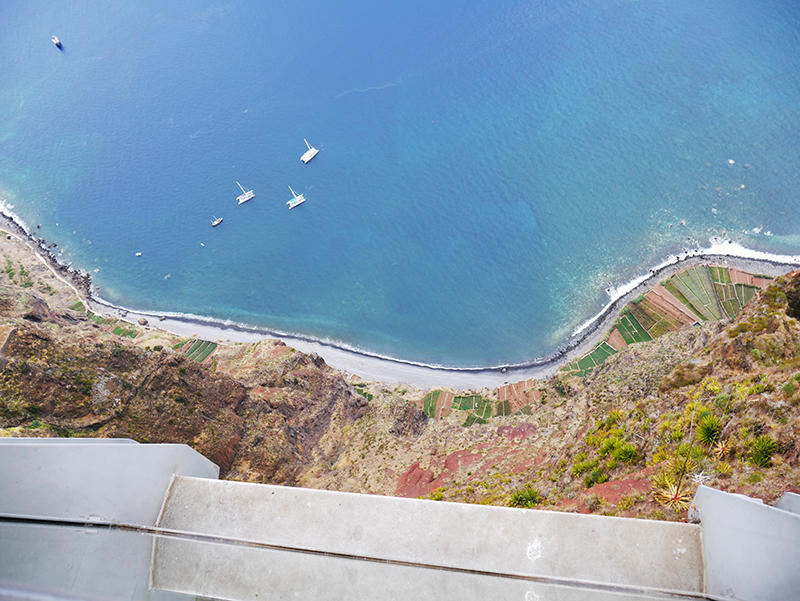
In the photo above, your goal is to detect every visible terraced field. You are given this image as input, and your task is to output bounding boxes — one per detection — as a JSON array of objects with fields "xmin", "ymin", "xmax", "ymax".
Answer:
[
  {"xmin": 561, "ymin": 265, "xmax": 766, "ymax": 380},
  {"xmin": 420, "ymin": 391, "xmax": 521, "ymax": 426},
  {"xmin": 184, "ymin": 339, "xmax": 218, "ymax": 363},
  {"xmin": 563, "ymin": 341, "xmax": 618, "ymax": 378},
  {"xmin": 615, "ymin": 311, "xmax": 652, "ymax": 345},
  {"xmin": 670, "ymin": 265, "xmax": 722, "ymax": 320}
]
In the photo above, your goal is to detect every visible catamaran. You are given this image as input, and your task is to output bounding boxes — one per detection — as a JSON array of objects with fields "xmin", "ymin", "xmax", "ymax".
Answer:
[
  {"xmin": 211, "ymin": 216, "xmax": 223, "ymax": 226},
  {"xmin": 236, "ymin": 182, "xmax": 254, "ymax": 204},
  {"xmin": 287, "ymin": 185, "xmax": 306, "ymax": 209},
  {"xmin": 300, "ymin": 139, "xmax": 319, "ymax": 163}
]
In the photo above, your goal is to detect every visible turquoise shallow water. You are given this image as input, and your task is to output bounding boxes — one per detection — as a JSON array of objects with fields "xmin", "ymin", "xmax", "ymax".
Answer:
[{"xmin": 1, "ymin": 0, "xmax": 800, "ymax": 366}]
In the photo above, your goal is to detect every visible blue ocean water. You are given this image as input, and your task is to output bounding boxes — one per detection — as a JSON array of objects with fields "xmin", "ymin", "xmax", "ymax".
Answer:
[{"xmin": 1, "ymin": 0, "xmax": 800, "ymax": 367}]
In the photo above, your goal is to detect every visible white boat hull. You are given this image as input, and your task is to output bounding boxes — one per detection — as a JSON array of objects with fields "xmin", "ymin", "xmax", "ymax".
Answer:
[{"xmin": 300, "ymin": 139, "xmax": 319, "ymax": 163}]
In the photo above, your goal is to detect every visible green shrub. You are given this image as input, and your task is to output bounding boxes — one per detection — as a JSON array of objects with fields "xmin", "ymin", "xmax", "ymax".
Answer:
[
  {"xmin": 605, "ymin": 410, "xmax": 624, "ymax": 428},
  {"xmin": 571, "ymin": 457, "xmax": 597, "ymax": 476},
  {"xmin": 599, "ymin": 436, "xmax": 622, "ymax": 456},
  {"xmin": 714, "ymin": 393, "xmax": 733, "ymax": 412},
  {"xmin": 509, "ymin": 485, "xmax": 542, "ymax": 508},
  {"xmin": 749, "ymin": 435, "xmax": 777, "ymax": 468},
  {"xmin": 584, "ymin": 469, "xmax": 608, "ymax": 488},
  {"xmin": 430, "ymin": 488, "xmax": 445, "ymax": 501},
  {"xmin": 696, "ymin": 414, "xmax": 722, "ymax": 447},
  {"xmin": 611, "ymin": 442, "xmax": 640, "ymax": 464}
]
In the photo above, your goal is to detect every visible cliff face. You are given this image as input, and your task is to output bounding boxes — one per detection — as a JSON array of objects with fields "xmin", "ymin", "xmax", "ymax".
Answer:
[
  {"xmin": 0, "ymin": 288, "xmax": 367, "ymax": 483},
  {"xmin": 1, "ymin": 230, "xmax": 798, "ymax": 521}
]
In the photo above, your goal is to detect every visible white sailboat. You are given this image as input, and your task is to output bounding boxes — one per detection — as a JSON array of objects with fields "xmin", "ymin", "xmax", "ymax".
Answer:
[
  {"xmin": 236, "ymin": 182, "xmax": 254, "ymax": 204},
  {"xmin": 300, "ymin": 139, "xmax": 319, "ymax": 163},
  {"xmin": 287, "ymin": 185, "xmax": 306, "ymax": 209},
  {"xmin": 211, "ymin": 216, "xmax": 223, "ymax": 226}
]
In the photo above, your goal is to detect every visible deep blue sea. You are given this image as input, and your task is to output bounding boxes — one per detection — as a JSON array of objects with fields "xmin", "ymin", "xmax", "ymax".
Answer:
[{"xmin": 2, "ymin": 0, "xmax": 800, "ymax": 367}]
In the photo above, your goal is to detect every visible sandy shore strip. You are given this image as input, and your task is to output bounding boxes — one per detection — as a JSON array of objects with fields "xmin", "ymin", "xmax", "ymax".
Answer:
[{"xmin": 2, "ymin": 207, "xmax": 799, "ymax": 390}]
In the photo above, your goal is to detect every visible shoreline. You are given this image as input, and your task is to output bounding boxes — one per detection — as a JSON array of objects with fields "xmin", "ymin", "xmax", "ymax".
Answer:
[{"xmin": 2, "ymin": 207, "xmax": 799, "ymax": 389}]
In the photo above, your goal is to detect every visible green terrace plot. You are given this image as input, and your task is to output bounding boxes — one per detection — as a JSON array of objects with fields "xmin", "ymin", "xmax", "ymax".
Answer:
[
  {"xmin": 615, "ymin": 311, "xmax": 653, "ymax": 344},
  {"xmin": 112, "ymin": 325, "xmax": 139, "ymax": 339},
  {"xmin": 709, "ymin": 265, "xmax": 732, "ymax": 285},
  {"xmin": 496, "ymin": 400, "xmax": 512, "ymax": 417},
  {"xmin": 453, "ymin": 394, "xmax": 497, "ymax": 426},
  {"xmin": 182, "ymin": 339, "xmax": 218, "ymax": 363},
  {"xmin": 661, "ymin": 281, "xmax": 705, "ymax": 321},
  {"xmin": 88, "ymin": 313, "xmax": 139, "ymax": 338},
  {"xmin": 711, "ymin": 268, "xmax": 742, "ymax": 318},
  {"xmin": 630, "ymin": 300, "xmax": 682, "ymax": 338},
  {"xmin": 736, "ymin": 283, "xmax": 758, "ymax": 307},
  {"xmin": 670, "ymin": 266, "xmax": 722, "ymax": 320},
  {"xmin": 708, "ymin": 266, "xmax": 760, "ymax": 318},
  {"xmin": 89, "ymin": 313, "xmax": 117, "ymax": 326},
  {"xmin": 563, "ymin": 342, "xmax": 617, "ymax": 378},
  {"xmin": 422, "ymin": 390, "xmax": 441, "ymax": 419}
]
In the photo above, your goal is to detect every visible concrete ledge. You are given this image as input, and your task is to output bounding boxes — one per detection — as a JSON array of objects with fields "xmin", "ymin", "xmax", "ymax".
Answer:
[
  {"xmin": 775, "ymin": 491, "xmax": 800, "ymax": 515},
  {"xmin": 0, "ymin": 522, "xmax": 182, "ymax": 601},
  {"xmin": 690, "ymin": 485, "xmax": 800, "ymax": 601},
  {"xmin": 156, "ymin": 477, "xmax": 704, "ymax": 593},
  {"xmin": 152, "ymin": 534, "xmax": 702, "ymax": 601},
  {"xmin": 0, "ymin": 439, "xmax": 219, "ymax": 526}
]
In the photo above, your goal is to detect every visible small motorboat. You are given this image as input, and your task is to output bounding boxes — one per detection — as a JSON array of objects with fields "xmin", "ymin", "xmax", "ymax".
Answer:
[{"xmin": 52, "ymin": 36, "xmax": 62, "ymax": 48}]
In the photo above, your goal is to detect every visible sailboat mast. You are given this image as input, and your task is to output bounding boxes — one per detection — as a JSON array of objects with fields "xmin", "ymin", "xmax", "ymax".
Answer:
[{"xmin": 237, "ymin": 181, "xmax": 246, "ymax": 193}]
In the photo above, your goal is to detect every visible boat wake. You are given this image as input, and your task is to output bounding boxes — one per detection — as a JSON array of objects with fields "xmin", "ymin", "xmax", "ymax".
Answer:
[{"xmin": 336, "ymin": 83, "xmax": 397, "ymax": 98}]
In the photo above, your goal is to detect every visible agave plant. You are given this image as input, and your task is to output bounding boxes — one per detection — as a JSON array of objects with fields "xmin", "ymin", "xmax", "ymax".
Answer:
[{"xmin": 654, "ymin": 478, "xmax": 693, "ymax": 511}]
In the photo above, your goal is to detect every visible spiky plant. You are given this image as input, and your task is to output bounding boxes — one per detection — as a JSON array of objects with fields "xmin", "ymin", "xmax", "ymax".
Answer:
[
  {"xmin": 510, "ymin": 485, "xmax": 542, "ymax": 508},
  {"xmin": 696, "ymin": 414, "xmax": 722, "ymax": 447},
  {"xmin": 749, "ymin": 435, "xmax": 777, "ymax": 468},
  {"xmin": 653, "ymin": 477, "xmax": 692, "ymax": 511},
  {"xmin": 716, "ymin": 461, "xmax": 732, "ymax": 477},
  {"xmin": 713, "ymin": 438, "xmax": 729, "ymax": 460},
  {"xmin": 651, "ymin": 470, "xmax": 674, "ymax": 490},
  {"xmin": 669, "ymin": 443, "xmax": 703, "ymax": 480}
]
